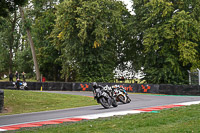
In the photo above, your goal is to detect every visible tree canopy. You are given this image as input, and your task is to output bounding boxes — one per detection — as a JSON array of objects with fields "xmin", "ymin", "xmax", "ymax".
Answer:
[
  {"xmin": 130, "ymin": 0, "xmax": 200, "ymax": 84},
  {"xmin": 51, "ymin": 0, "xmax": 130, "ymax": 82},
  {"xmin": 0, "ymin": 0, "xmax": 199, "ymax": 84}
]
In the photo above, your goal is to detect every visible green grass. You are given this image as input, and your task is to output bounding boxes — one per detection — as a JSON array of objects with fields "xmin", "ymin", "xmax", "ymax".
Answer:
[
  {"xmin": 1, "ymin": 90, "xmax": 97, "ymax": 115},
  {"xmin": 0, "ymin": 78, "xmax": 39, "ymax": 82},
  {"xmin": 15, "ymin": 104, "xmax": 200, "ymax": 133}
]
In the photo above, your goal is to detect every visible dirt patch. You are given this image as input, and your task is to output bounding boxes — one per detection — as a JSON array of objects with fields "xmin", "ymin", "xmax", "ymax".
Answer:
[{"xmin": 1, "ymin": 107, "xmax": 12, "ymax": 114}]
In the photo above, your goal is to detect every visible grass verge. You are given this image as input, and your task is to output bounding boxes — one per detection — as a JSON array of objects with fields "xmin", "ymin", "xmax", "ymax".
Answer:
[
  {"xmin": 16, "ymin": 104, "xmax": 200, "ymax": 133},
  {"xmin": 1, "ymin": 89, "xmax": 97, "ymax": 115}
]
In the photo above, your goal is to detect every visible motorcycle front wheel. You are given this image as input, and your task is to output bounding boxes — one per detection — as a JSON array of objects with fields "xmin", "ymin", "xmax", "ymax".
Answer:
[
  {"xmin": 99, "ymin": 97, "xmax": 111, "ymax": 109},
  {"xmin": 126, "ymin": 96, "xmax": 131, "ymax": 103}
]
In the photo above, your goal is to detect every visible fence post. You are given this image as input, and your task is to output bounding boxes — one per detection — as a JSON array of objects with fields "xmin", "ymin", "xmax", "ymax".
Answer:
[{"xmin": 187, "ymin": 70, "xmax": 191, "ymax": 85}]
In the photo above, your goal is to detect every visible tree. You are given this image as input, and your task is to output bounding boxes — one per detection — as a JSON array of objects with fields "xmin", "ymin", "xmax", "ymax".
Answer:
[
  {"xmin": 32, "ymin": 0, "xmax": 63, "ymax": 81},
  {"xmin": 130, "ymin": 0, "xmax": 200, "ymax": 84},
  {"xmin": 19, "ymin": 6, "xmax": 41, "ymax": 81},
  {"xmin": 0, "ymin": 4, "xmax": 21, "ymax": 75},
  {"xmin": 0, "ymin": 0, "xmax": 27, "ymax": 78},
  {"xmin": 51, "ymin": 0, "xmax": 130, "ymax": 82},
  {"xmin": 0, "ymin": 0, "xmax": 63, "ymax": 81},
  {"xmin": 0, "ymin": 19, "xmax": 10, "ymax": 78}
]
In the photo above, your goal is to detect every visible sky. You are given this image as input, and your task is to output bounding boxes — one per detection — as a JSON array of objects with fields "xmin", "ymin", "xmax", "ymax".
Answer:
[{"xmin": 120, "ymin": 0, "xmax": 133, "ymax": 13}]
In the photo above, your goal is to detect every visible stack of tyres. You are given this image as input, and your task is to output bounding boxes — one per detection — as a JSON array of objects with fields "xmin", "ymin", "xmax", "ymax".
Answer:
[{"xmin": 0, "ymin": 89, "xmax": 4, "ymax": 113}]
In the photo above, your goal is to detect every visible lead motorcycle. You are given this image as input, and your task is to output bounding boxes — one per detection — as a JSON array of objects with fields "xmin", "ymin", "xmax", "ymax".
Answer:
[
  {"xmin": 112, "ymin": 85, "xmax": 131, "ymax": 104},
  {"xmin": 92, "ymin": 82, "xmax": 118, "ymax": 109}
]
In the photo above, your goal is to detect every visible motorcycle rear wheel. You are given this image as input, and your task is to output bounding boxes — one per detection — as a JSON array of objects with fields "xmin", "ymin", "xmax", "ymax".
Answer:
[
  {"xmin": 126, "ymin": 96, "xmax": 131, "ymax": 103},
  {"xmin": 118, "ymin": 95, "xmax": 126, "ymax": 104},
  {"xmin": 111, "ymin": 98, "xmax": 118, "ymax": 107}
]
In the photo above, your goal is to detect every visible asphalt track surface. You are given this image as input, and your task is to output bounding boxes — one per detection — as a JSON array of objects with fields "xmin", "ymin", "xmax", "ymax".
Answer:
[{"xmin": 1, "ymin": 91, "xmax": 200, "ymax": 127}]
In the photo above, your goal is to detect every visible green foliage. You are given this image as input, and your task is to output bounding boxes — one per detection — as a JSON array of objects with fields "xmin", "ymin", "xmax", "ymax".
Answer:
[
  {"xmin": 0, "ymin": 17, "xmax": 11, "ymax": 77},
  {"xmin": 2, "ymin": 0, "xmax": 199, "ymax": 83},
  {"xmin": 130, "ymin": 0, "xmax": 200, "ymax": 84},
  {"xmin": 32, "ymin": 3, "xmax": 62, "ymax": 81},
  {"xmin": 0, "ymin": 0, "xmax": 27, "ymax": 17},
  {"xmin": 0, "ymin": 43, "xmax": 9, "ymax": 78},
  {"xmin": 51, "ymin": 0, "xmax": 130, "ymax": 82},
  {"xmin": 14, "ymin": 47, "xmax": 34, "ymax": 78}
]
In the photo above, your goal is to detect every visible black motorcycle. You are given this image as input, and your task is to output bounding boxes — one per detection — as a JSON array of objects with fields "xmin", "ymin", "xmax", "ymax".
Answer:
[{"xmin": 92, "ymin": 83, "xmax": 118, "ymax": 109}]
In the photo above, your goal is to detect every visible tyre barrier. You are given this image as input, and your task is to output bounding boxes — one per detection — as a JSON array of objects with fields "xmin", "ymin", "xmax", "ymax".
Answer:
[
  {"xmin": 0, "ymin": 82, "xmax": 200, "ymax": 96},
  {"xmin": 0, "ymin": 89, "xmax": 4, "ymax": 113}
]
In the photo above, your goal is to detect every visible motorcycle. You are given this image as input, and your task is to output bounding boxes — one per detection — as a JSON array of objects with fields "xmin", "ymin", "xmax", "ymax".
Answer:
[
  {"xmin": 93, "ymin": 83, "xmax": 118, "ymax": 109},
  {"xmin": 13, "ymin": 80, "xmax": 28, "ymax": 90},
  {"xmin": 112, "ymin": 85, "xmax": 131, "ymax": 104}
]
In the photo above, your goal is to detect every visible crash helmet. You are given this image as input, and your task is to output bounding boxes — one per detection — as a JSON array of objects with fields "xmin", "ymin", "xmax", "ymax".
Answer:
[{"xmin": 92, "ymin": 82, "xmax": 97, "ymax": 88}]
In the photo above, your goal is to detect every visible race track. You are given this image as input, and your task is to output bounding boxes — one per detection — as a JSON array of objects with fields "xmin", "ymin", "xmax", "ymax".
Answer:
[{"xmin": 1, "ymin": 91, "xmax": 200, "ymax": 127}]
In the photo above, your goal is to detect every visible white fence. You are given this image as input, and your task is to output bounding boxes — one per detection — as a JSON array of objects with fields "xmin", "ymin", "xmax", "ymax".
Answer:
[{"xmin": 188, "ymin": 68, "xmax": 200, "ymax": 85}]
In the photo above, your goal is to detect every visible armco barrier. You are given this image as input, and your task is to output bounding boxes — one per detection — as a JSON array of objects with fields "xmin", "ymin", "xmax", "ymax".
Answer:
[
  {"xmin": 0, "ymin": 90, "xmax": 4, "ymax": 113},
  {"xmin": 27, "ymin": 82, "xmax": 73, "ymax": 91},
  {"xmin": 0, "ymin": 82, "xmax": 72, "ymax": 91},
  {"xmin": 159, "ymin": 84, "xmax": 200, "ymax": 95},
  {"xmin": 0, "ymin": 82, "xmax": 200, "ymax": 95}
]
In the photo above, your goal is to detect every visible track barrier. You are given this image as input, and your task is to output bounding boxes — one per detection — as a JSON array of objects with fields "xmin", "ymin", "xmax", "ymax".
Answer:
[{"xmin": 0, "ymin": 82, "xmax": 199, "ymax": 95}]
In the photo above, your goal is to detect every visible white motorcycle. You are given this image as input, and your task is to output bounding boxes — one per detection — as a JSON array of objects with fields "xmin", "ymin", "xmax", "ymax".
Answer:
[
  {"xmin": 13, "ymin": 81, "xmax": 28, "ymax": 90},
  {"xmin": 112, "ymin": 85, "xmax": 131, "ymax": 104}
]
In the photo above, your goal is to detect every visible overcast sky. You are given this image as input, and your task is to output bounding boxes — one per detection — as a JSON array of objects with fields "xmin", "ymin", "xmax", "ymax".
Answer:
[{"xmin": 120, "ymin": 0, "xmax": 134, "ymax": 14}]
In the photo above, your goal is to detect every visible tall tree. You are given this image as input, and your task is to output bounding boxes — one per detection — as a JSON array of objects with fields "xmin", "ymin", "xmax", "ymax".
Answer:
[
  {"xmin": 130, "ymin": 0, "xmax": 200, "ymax": 84},
  {"xmin": 19, "ymin": 6, "xmax": 41, "ymax": 81},
  {"xmin": 51, "ymin": 0, "xmax": 130, "ymax": 82},
  {"xmin": 32, "ymin": 0, "xmax": 62, "ymax": 81},
  {"xmin": 0, "ymin": 18, "xmax": 10, "ymax": 78},
  {"xmin": 0, "ymin": 0, "xmax": 27, "ymax": 75}
]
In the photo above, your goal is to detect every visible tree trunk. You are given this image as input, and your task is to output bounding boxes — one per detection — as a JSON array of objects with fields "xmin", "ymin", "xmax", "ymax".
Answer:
[
  {"xmin": 19, "ymin": 6, "xmax": 41, "ymax": 81},
  {"xmin": 9, "ymin": 47, "xmax": 12, "ymax": 74},
  {"xmin": 9, "ymin": 9, "xmax": 17, "ymax": 74}
]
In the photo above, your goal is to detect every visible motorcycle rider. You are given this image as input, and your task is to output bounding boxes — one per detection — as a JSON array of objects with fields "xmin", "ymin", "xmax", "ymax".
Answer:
[
  {"xmin": 92, "ymin": 82, "xmax": 114, "ymax": 98},
  {"xmin": 15, "ymin": 79, "xmax": 21, "ymax": 90},
  {"xmin": 92, "ymin": 82, "xmax": 112, "ymax": 94},
  {"xmin": 92, "ymin": 82, "xmax": 103, "ymax": 99},
  {"xmin": 92, "ymin": 82, "xmax": 103, "ymax": 90},
  {"xmin": 92, "ymin": 82, "xmax": 118, "ymax": 108},
  {"xmin": 13, "ymin": 78, "xmax": 28, "ymax": 90}
]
